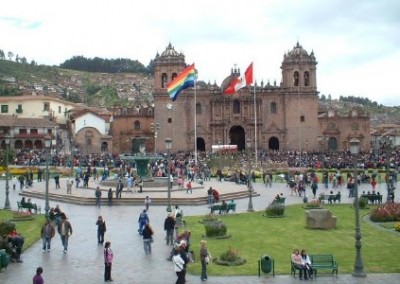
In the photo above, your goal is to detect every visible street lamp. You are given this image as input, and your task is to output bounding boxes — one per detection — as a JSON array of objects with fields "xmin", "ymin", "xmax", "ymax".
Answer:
[
  {"xmin": 44, "ymin": 135, "xmax": 52, "ymax": 218},
  {"xmin": 349, "ymin": 138, "xmax": 366, "ymax": 278},
  {"xmin": 380, "ymin": 136, "xmax": 394, "ymax": 203},
  {"xmin": 150, "ymin": 122, "xmax": 160, "ymax": 155},
  {"xmin": 246, "ymin": 138, "xmax": 254, "ymax": 212},
  {"xmin": 3, "ymin": 137, "xmax": 11, "ymax": 210},
  {"xmin": 165, "ymin": 137, "xmax": 172, "ymax": 212}
]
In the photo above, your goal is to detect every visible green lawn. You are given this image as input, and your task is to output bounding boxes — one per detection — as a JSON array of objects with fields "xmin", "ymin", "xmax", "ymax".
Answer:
[
  {"xmin": 0, "ymin": 211, "xmax": 45, "ymax": 249},
  {"xmin": 184, "ymin": 204, "xmax": 400, "ymax": 276}
]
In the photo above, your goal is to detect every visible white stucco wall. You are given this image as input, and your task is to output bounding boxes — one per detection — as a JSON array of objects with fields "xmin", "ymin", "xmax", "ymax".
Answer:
[{"xmin": 75, "ymin": 113, "xmax": 106, "ymax": 135}]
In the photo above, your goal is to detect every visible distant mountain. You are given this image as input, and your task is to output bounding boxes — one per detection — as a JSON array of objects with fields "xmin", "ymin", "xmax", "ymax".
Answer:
[{"xmin": 0, "ymin": 59, "xmax": 399, "ymax": 126}]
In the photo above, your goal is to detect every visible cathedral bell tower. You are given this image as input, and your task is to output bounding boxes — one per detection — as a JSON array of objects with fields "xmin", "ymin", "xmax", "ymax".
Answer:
[
  {"xmin": 153, "ymin": 43, "xmax": 187, "ymax": 91},
  {"xmin": 281, "ymin": 42, "xmax": 318, "ymax": 93}
]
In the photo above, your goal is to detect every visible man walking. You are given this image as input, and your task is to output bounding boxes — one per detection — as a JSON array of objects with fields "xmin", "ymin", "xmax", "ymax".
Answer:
[
  {"xmin": 116, "ymin": 179, "xmax": 123, "ymax": 198},
  {"xmin": 57, "ymin": 214, "xmax": 73, "ymax": 253},
  {"xmin": 41, "ymin": 219, "xmax": 55, "ymax": 252},
  {"xmin": 164, "ymin": 213, "xmax": 175, "ymax": 245},
  {"xmin": 95, "ymin": 186, "xmax": 102, "ymax": 208}
]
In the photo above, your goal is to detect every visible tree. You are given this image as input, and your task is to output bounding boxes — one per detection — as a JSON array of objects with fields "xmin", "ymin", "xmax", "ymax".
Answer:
[
  {"xmin": 0, "ymin": 49, "xmax": 5, "ymax": 60},
  {"xmin": 7, "ymin": 51, "xmax": 14, "ymax": 61}
]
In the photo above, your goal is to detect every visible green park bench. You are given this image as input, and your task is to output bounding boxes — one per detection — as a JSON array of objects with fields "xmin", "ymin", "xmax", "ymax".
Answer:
[
  {"xmin": 271, "ymin": 197, "xmax": 286, "ymax": 205},
  {"xmin": 210, "ymin": 202, "xmax": 236, "ymax": 214},
  {"xmin": 361, "ymin": 194, "xmax": 383, "ymax": 204},
  {"xmin": 310, "ymin": 254, "xmax": 338, "ymax": 277},
  {"xmin": 17, "ymin": 201, "xmax": 41, "ymax": 214},
  {"xmin": 319, "ymin": 194, "xmax": 341, "ymax": 204}
]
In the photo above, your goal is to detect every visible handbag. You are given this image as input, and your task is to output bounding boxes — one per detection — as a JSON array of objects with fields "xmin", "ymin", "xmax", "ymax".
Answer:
[
  {"xmin": 205, "ymin": 251, "xmax": 211, "ymax": 264},
  {"xmin": 150, "ymin": 237, "xmax": 154, "ymax": 243}
]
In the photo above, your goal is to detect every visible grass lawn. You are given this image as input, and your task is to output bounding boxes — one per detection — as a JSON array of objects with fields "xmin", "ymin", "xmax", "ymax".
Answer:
[
  {"xmin": 184, "ymin": 204, "xmax": 400, "ymax": 276},
  {"xmin": 0, "ymin": 211, "xmax": 44, "ymax": 250}
]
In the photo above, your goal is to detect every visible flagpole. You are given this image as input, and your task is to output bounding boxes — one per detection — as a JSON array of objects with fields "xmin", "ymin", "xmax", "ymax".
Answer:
[
  {"xmin": 253, "ymin": 82, "xmax": 258, "ymax": 165},
  {"xmin": 194, "ymin": 76, "xmax": 198, "ymax": 166}
]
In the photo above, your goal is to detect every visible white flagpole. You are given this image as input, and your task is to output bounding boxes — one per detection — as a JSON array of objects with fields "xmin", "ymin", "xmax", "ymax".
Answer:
[
  {"xmin": 253, "ymin": 80, "xmax": 258, "ymax": 166},
  {"xmin": 194, "ymin": 75, "xmax": 198, "ymax": 166}
]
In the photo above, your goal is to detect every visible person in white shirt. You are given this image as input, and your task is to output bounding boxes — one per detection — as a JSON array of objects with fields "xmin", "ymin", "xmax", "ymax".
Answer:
[
  {"xmin": 172, "ymin": 247, "xmax": 186, "ymax": 284},
  {"xmin": 301, "ymin": 249, "xmax": 313, "ymax": 279}
]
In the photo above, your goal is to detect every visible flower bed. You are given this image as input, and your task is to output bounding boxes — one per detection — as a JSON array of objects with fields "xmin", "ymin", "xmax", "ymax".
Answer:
[{"xmin": 370, "ymin": 203, "xmax": 400, "ymax": 222}]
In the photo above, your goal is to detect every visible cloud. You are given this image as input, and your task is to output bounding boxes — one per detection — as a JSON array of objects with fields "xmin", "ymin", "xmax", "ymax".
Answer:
[{"xmin": 0, "ymin": 0, "xmax": 398, "ymax": 106}]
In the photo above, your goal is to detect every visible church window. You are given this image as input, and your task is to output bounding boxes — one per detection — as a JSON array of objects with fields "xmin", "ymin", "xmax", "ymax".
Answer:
[
  {"xmin": 270, "ymin": 102, "xmax": 277, "ymax": 114},
  {"xmin": 233, "ymin": 100, "xmax": 241, "ymax": 114},
  {"xmin": 304, "ymin": 71, "xmax": 309, "ymax": 86},
  {"xmin": 293, "ymin": 71, "xmax": 299, "ymax": 86},
  {"xmin": 161, "ymin": 73, "xmax": 168, "ymax": 88},
  {"xmin": 196, "ymin": 103, "xmax": 202, "ymax": 114},
  {"xmin": 300, "ymin": 115, "xmax": 305, "ymax": 122},
  {"xmin": 171, "ymin": 73, "xmax": 177, "ymax": 81},
  {"xmin": 134, "ymin": 120, "xmax": 141, "ymax": 130}
]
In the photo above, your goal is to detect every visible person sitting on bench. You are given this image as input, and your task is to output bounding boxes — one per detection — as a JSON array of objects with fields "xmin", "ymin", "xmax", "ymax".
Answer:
[{"xmin": 219, "ymin": 200, "xmax": 227, "ymax": 214}]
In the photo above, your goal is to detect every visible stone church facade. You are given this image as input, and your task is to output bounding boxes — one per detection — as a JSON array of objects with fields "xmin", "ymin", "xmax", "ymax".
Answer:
[{"xmin": 150, "ymin": 43, "xmax": 371, "ymax": 154}]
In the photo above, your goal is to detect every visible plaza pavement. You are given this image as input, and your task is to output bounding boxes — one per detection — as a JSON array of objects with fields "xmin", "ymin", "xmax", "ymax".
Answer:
[{"xmin": 0, "ymin": 177, "xmax": 399, "ymax": 284}]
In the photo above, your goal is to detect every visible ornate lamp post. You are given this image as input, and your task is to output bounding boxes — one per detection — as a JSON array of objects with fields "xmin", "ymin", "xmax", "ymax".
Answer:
[
  {"xmin": 380, "ymin": 136, "xmax": 394, "ymax": 203},
  {"xmin": 44, "ymin": 135, "xmax": 52, "ymax": 218},
  {"xmin": 150, "ymin": 122, "xmax": 160, "ymax": 155},
  {"xmin": 349, "ymin": 138, "xmax": 366, "ymax": 278},
  {"xmin": 165, "ymin": 137, "xmax": 172, "ymax": 212},
  {"xmin": 3, "ymin": 137, "xmax": 11, "ymax": 210},
  {"xmin": 246, "ymin": 138, "xmax": 254, "ymax": 212}
]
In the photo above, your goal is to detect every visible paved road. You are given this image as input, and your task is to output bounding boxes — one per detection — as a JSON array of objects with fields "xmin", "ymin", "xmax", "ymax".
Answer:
[{"xmin": 0, "ymin": 178, "xmax": 398, "ymax": 283}]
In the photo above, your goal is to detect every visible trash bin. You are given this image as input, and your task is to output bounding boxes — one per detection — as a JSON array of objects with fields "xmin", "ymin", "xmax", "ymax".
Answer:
[
  {"xmin": 0, "ymin": 249, "xmax": 10, "ymax": 271},
  {"xmin": 258, "ymin": 255, "xmax": 274, "ymax": 277}
]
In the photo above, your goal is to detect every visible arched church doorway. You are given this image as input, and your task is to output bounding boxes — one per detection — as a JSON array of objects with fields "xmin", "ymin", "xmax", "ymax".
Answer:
[
  {"xmin": 197, "ymin": 137, "xmax": 205, "ymax": 152},
  {"xmin": 268, "ymin": 137, "xmax": 280, "ymax": 150},
  {"xmin": 229, "ymin": 126, "xmax": 245, "ymax": 151},
  {"xmin": 328, "ymin": 137, "xmax": 338, "ymax": 151}
]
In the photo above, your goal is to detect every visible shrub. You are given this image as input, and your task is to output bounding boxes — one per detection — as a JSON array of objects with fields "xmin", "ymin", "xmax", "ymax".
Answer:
[
  {"xmin": 305, "ymin": 199, "xmax": 322, "ymax": 208},
  {"xmin": 204, "ymin": 220, "xmax": 227, "ymax": 237},
  {"xmin": 215, "ymin": 246, "xmax": 246, "ymax": 266},
  {"xmin": 370, "ymin": 203, "xmax": 400, "ymax": 222},
  {"xmin": 266, "ymin": 203, "xmax": 285, "ymax": 217},
  {"xmin": 359, "ymin": 197, "xmax": 368, "ymax": 209},
  {"xmin": 394, "ymin": 223, "xmax": 400, "ymax": 232},
  {"xmin": 219, "ymin": 246, "xmax": 241, "ymax": 262},
  {"xmin": 0, "ymin": 221, "xmax": 16, "ymax": 236},
  {"xmin": 202, "ymin": 213, "xmax": 218, "ymax": 222}
]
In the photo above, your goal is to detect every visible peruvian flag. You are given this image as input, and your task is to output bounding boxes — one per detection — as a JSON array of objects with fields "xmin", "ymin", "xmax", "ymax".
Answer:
[{"xmin": 223, "ymin": 63, "xmax": 253, "ymax": 95}]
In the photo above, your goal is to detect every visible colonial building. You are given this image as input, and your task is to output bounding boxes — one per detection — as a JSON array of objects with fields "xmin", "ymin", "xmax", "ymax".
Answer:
[
  {"xmin": 0, "ymin": 95, "xmax": 77, "ymax": 125},
  {"xmin": 0, "ymin": 115, "xmax": 59, "ymax": 150},
  {"xmin": 68, "ymin": 107, "xmax": 112, "ymax": 154},
  {"xmin": 110, "ymin": 105, "xmax": 155, "ymax": 154},
  {"xmin": 152, "ymin": 43, "xmax": 371, "ymax": 153}
]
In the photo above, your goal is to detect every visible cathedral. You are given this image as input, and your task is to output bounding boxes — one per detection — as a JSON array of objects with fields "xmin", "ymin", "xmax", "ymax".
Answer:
[{"xmin": 150, "ymin": 42, "xmax": 370, "ymax": 154}]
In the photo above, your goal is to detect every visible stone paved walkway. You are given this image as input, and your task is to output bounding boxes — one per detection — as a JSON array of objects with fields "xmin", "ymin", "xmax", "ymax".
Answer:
[{"xmin": 0, "ymin": 177, "xmax": 399, "ymax": 283}]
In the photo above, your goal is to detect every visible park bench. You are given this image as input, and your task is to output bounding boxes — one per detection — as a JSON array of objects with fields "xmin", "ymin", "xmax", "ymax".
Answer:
[
  {"xmin": 361, "ymin": 194, "xmax": 383, "ymax": 204},
  {"xmin": 210, "ymin": 202, "xmax": 236, "ymax": 214},
  {"xmin": 319, "ymin": 194, "xmax": 341, "ymax": 204},
  {"xmin": 271, "ymin": 197, "xmax": 286, "ymax": 205},
  {"xmin": 310, "ymin": 254, "xmax": 338, "ymax": 277},
  {"xmin": 17, "ymin": 201, "xmax": 41, "ymax": 214}
]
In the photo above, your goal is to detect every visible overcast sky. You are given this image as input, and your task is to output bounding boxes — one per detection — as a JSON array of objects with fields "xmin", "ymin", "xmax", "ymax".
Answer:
[{"xmin": 1, "ymin": 0, "xmax": 399, "ymax": 106}]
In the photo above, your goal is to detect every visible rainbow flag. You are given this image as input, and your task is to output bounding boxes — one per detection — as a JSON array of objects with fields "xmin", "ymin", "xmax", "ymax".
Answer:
[{"xmin": 167, "ymin": 63, "xmax": 196, "ymax": 101}]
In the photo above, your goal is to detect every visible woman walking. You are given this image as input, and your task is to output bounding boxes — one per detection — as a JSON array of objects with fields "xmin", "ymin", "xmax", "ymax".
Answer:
[
  {"xmin": 199, "ymin": 240, "xmax": 210, "ymax": 281},
  {"xmin": 172, "ymin": 247, "xmax": 186, "ymax": 284},
  {"xmin": 104, "ymin": 241, "xmax": 113, "ymax": 282},
  {"xmin": 142, "ymin": 223, "xmax": 154, "ymax": 255},
  {"xmin": 96, "ymin": 216, "xmax": 106, "ymax": 245}
]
